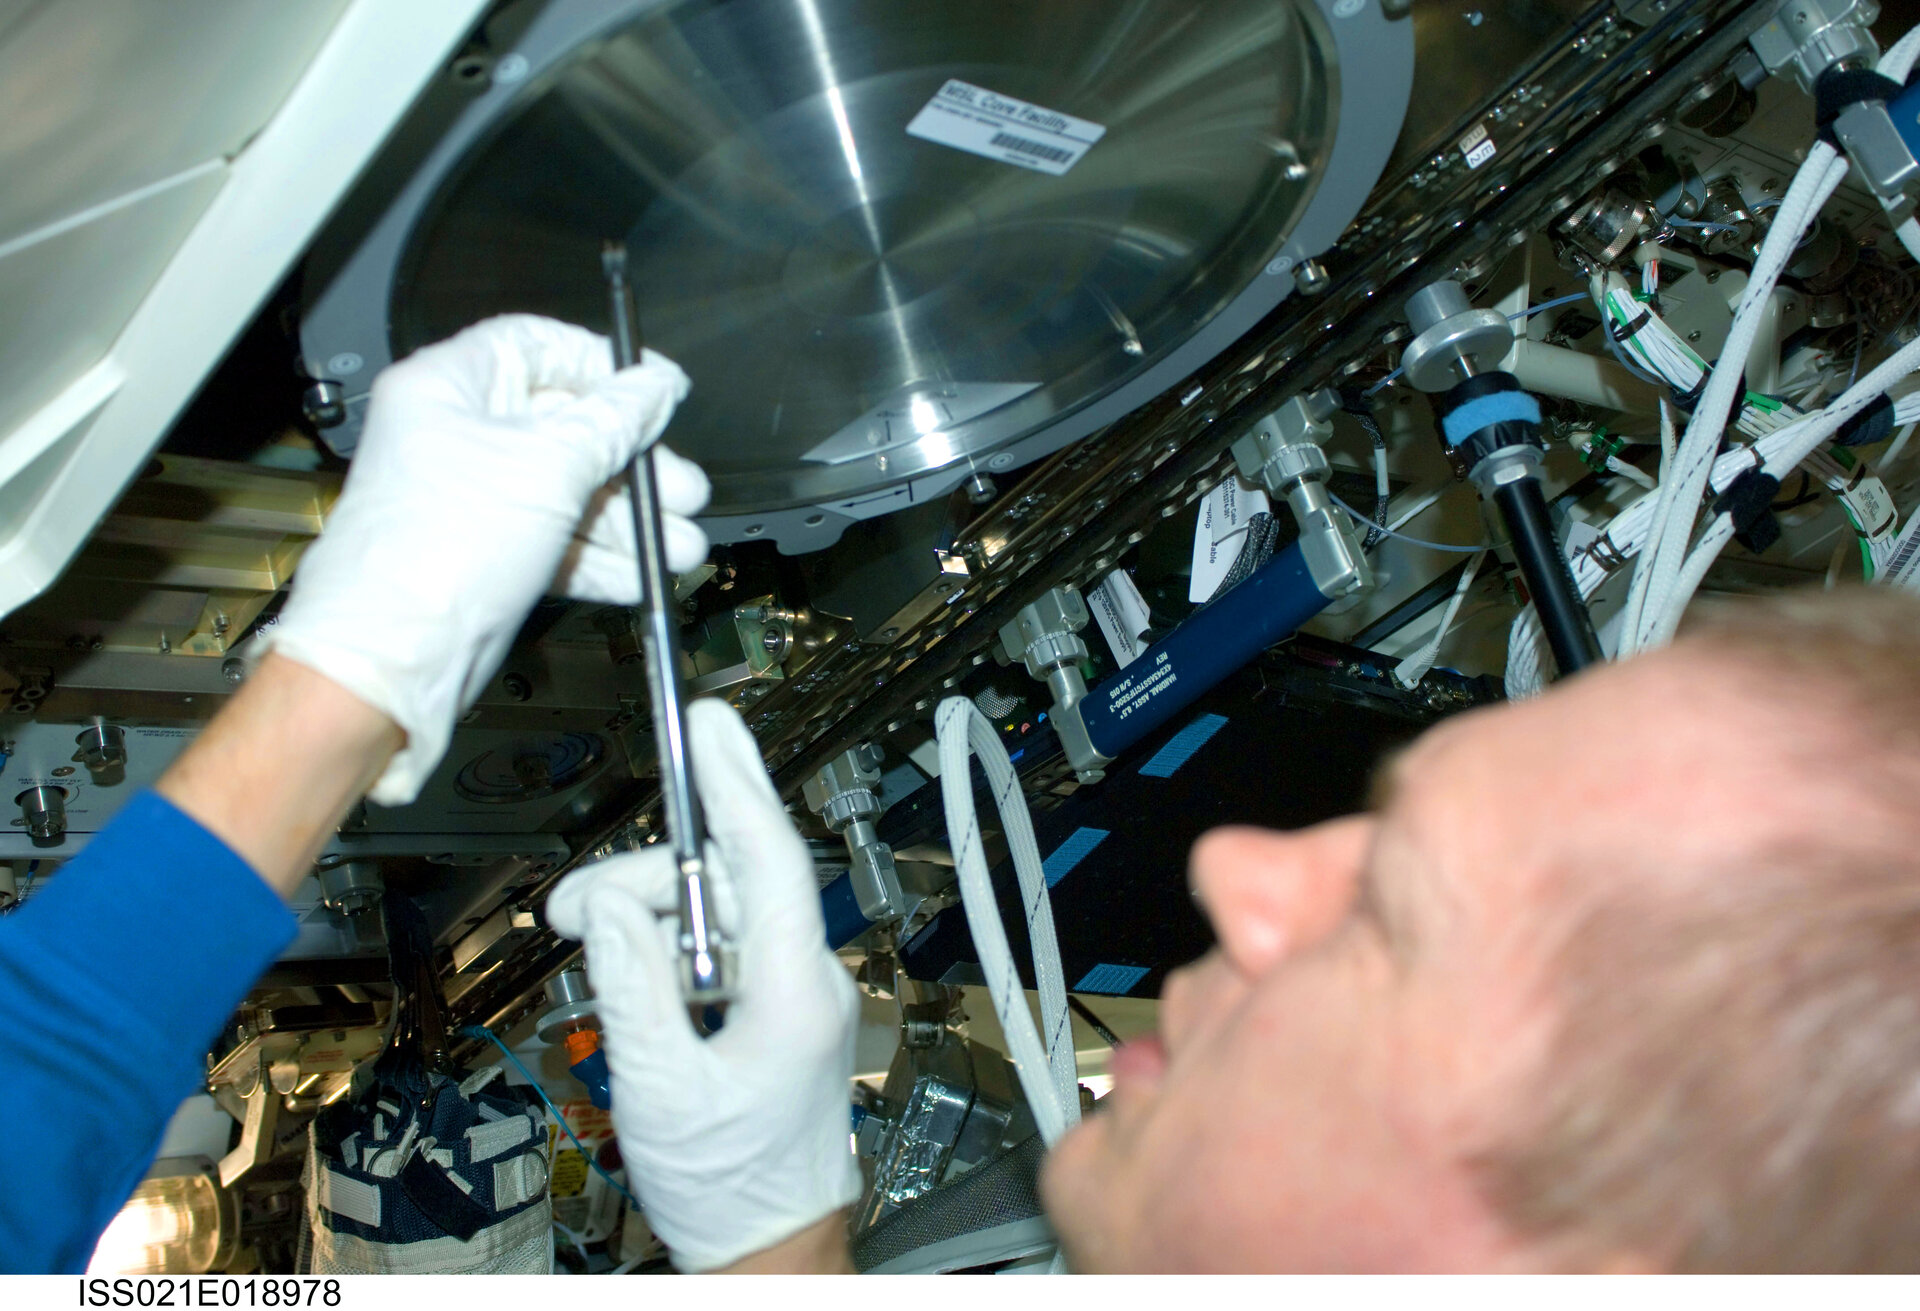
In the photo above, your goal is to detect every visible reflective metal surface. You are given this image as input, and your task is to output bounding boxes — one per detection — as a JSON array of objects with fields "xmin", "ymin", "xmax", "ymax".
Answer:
[
  {"xmin": 449, "ymin": 0, "xmax": 1775, "ymax": 1049},
  {"xmin": 393, "ymin": 0, "xmax": 1339, "ymax": 515}
]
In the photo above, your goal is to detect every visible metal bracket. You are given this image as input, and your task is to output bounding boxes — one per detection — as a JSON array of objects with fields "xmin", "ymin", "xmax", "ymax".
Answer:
[
  {"xmin": 1748, "ymin": 0, "xmax": 1879, "ymax": 92},
  {"xmin": 217, "ymin": 1055, "xmax": 298, "ymax": 1188}
]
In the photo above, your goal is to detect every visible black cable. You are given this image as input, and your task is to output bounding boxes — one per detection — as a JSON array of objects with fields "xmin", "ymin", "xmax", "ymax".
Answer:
[
  {"xmin": 1771, "ymin": 470, "xmax": 1821, "ymax": 512},
  {"xmin": 1068, "ymin": 994, "xmax": 1122, "ymax": 1048},
  {"xmin": 1489, "ymin": 478, "xmax": 1603, "ymax": 677},
  {"xmin": 1207, "ymin": 512, "xmax": 1283, "ymax": 602}
]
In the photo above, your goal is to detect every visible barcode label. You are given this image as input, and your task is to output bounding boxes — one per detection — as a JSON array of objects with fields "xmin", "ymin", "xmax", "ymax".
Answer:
[
  {"xmin": 989, "ymin": 132, "xmax": 1075, "ymax": 165},
  {"xmin": 907, "ymin": 79, "xmax": 1106, "ymax": 176},
  {"xmin": 1885, "ymin": 509, "xmax": 1920, "ymax": 590}
]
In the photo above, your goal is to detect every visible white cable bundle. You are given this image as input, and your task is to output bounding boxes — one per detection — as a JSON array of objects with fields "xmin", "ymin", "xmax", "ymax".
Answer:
[
  {"xmin": 1505, "ymin": 390, "xmax": 1920, "ymax": 696},
  {"xmin": 1619, "ymin": 25, "xmax": 1920, "ymax": 657},
  {"xmin": 1593, "ymin": 273, "xmax": 1801, "ymax": 439},
  {"xmin": 1618, "ymin": 141, "xmax": 1852, "ymax": 657},
  {"xmin": 1641, "ymin": 335, "xmax": 1920, "ymax": 646},
  {"xmin": 934, "ymin": 697, "xmax": 1081, "ymax": 1148}
]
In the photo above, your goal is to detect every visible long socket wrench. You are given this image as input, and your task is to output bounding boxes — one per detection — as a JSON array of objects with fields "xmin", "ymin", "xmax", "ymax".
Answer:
[{"xmin": 602, "ymin": 241, "xmax": 731, "ymax": 1004}]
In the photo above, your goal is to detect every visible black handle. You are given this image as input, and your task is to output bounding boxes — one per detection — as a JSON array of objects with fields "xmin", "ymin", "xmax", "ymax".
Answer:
[{"xmin": 1490, "ymin": 477, "xmax": 1603, "ymax": 678}]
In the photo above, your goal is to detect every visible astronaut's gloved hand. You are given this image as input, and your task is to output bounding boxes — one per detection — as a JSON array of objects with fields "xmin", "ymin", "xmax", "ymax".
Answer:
[
  {"xmin": 261, "ymin": 314, "xmax": 709, "ymax": 805},
  {"xmin": 545, "ymin": 699, "xmax": 862, "ymax": 1274}
]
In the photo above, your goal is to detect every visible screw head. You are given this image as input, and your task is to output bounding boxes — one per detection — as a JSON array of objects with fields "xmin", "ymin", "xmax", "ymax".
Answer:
[{"xmin": 325, "ymin": 353, "xmax": 364, "ymax": 377}]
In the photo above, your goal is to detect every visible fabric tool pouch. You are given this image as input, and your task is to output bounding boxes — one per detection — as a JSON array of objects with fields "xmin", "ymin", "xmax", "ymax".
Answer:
[{"xmin": 302, "ymin": 896, "xmax": 553, "ymax": 1273}]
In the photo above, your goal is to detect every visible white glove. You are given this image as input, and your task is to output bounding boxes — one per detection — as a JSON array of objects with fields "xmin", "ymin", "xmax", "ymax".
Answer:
[
  {"xmin": 546, "ymin": 699, "xmax": 861, "ymax": 1273},
  {"xmin": 262, "ymin": 314, "xmax": 711, "ymax": 805}
]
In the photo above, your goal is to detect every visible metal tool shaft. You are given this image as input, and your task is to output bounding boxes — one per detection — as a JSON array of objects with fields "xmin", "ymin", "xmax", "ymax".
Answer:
[{"xmin": 602, "ymin": 241, "xmax": 727, "ymax": 1002}]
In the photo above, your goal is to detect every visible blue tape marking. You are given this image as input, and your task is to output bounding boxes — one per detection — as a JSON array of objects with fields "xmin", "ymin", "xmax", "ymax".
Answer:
[
  {"xmin": 1138, "ymin": 713, "xmax": 1230, "ymax": 778},
  {"xmin": 1441, "ymin": 391, "xmax": 1541, "ymax": 447},
  {"xmin": 1042, "ymin": 827, "xmax": 1110, "ymax": 888},
  {"xmin": 1074, "ymin": 963, "xmax": 1151, "ymax": 996}
]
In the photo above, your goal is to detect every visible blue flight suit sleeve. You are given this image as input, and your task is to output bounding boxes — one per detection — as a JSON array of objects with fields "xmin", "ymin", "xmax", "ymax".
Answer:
[{"xmin": 0, "ymin": 791, "xmax": 296, "ymax": 1273}]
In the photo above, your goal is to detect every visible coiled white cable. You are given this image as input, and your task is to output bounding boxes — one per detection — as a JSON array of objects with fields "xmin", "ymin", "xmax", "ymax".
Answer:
[{"xmin": 934, "ymin": 697, "xmax": 1080, "ymax": 1148}]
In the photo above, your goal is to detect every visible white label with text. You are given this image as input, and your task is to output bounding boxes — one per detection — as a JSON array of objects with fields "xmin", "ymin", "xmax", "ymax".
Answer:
[{"xmin": 907, "ymin": 80, "xmax": 1106, "ymax": 176}]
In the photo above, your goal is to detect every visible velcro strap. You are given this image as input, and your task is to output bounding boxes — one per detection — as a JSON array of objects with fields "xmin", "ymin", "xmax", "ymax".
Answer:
[
  {"xmin": 399, "ymin": 1149, "xmax": 493, "ymax": 1242},
  {"xmin": 1440, "ymin": 390, "xmax": 1542, "ymax": 448},
  {"xmin": 1815, "ymin": 67, "xmax": 1904, "ymax": 147},
  {"xmin": 1713, "ymin": 468, "xmax": 1784, "ymax": 554},
  {"xmin": 1836, "ymin": 392, "xmax": 1897, "ymax": 447},
  {"xmin": 317, "ymin": 1168, "xmax": 382, "ymax": 1228}
]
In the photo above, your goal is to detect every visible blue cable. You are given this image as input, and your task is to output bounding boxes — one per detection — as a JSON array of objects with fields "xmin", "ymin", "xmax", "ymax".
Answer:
[
  {"xmin": 1509, "ymin": 291, "xmax": 1590, "ymax": 321},
  {"xmin": 458, "ymin": 1025, "xmax": 641, "ymax": 1211}
]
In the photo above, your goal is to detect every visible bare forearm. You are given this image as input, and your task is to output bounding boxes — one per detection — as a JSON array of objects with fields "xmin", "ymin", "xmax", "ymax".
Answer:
[
  {"xmin": 713, "ymin": 1212, "xmax": 856, "ymax": 1274},
  {"xmin": 155, "ymin": 654, "xmax": 403, "ymax": 900}
]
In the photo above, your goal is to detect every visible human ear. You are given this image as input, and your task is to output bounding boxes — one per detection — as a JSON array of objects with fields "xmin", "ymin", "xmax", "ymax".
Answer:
[{"xmin": 1188, "ymin": 817, "xmax": 1376, "ymax": 975}]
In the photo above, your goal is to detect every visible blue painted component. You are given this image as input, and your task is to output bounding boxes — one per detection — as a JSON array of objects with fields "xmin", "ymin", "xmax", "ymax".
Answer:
[
  {"xmin": 1079, "ymin": 543, "xmax": 1329, "ymax": 763},
  {"xmin": 1138, "ymin": 714, "xmax": 1230, "ymax": 779},
  {"xmin": 1042, "ymin": 827, "xmax": 1111, "ymax": 888},
  {"xmin": 1074, "ymin": 963, "xmax": 1151, "ymax": 996},
  {"xmin": 569, "ymin": 1049, "xmax": 612, "ymax": 1110},
  {"xmin": 1440, "ymin": 390, "xmax": 1541, "ymax": 446},
  {"xmin": 821, "ymin": 873, "xmax": 870, "ymax": 950},
  {"xmin": 1893, "ymin": 79, "xmax": 1920, "ymax": 165}
]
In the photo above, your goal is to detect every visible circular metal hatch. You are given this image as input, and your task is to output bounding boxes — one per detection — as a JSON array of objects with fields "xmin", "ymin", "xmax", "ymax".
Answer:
[{"xmin": 302, "ymin": 0, "xmax": 1412, "ymax": 551}]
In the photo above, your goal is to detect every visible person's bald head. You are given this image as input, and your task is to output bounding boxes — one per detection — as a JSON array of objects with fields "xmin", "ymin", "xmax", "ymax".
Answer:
[
  {"xmin": 1476, "ymin": 587, "xmax": 1920, "ymax": 1272},
  {"xmin": 1043, "ymin": 586, "xmax": 1920, "ymax": 1272}
]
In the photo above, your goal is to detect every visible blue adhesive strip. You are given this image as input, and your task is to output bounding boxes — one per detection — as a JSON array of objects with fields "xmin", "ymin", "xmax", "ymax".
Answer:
[
  {"xmin": 1042, "ymin": 827, "xmax": 1111, "ymax": 888},
  {"xmin": 1074, "ymin": 963, "xmax": 1151, "ymax": 996},
  {"xmin": 1441, "ymin": 391, "xmax": 1541, "ymax": 447},
  {"xmin": 1138, "ymin": 713, "xmax": 1230, "ymax": 779},
  {"xmin": 1893, "ymin": 79, "xmax": 1920, "ymax": 164}
]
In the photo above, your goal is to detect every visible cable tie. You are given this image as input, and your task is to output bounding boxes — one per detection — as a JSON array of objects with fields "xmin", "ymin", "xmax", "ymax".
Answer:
[
  {"xmin": 1583, "ymin": 532, "xmax": 1630, "ymax": 573},
  {"xmin": 1608, "ymin": 309, "xmax": 1654, "ymax": 344},
  {"xmin": 1581, "ymin": 428, "xmax": 1628, "ymax": 473},
  {"xmin": 1672, "ymin": 373, "xmax": 1710, "ymax": 412},
  {"xmin": 1670, "ymin": 368, "xmax": 1750, "ymax": 415}
]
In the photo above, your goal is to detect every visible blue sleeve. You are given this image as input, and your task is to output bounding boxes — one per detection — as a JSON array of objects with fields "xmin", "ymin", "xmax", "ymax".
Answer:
[{"xmin": 0, "ymin": 791, "xmax": 296, "ymax": 1273}]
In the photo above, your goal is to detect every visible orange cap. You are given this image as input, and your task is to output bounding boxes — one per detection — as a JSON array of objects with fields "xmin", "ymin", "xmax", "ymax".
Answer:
[{"xmin": 563, "ymin": 1028, "xmax": 601, "ymax": 1063}]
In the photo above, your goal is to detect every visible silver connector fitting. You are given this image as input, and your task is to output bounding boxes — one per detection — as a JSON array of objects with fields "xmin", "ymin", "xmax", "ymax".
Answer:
[
  {"xmin": 1468, "ymin": 443, "xmax": 1545, "ymax": 495},
  {"xmin": 1231, "ymin": 391, "xmax": 1373, "ymax": 601},
  {"xmin": 997, "ymin": 588, "xmax": 1109, "ymax": 784},
  {"xmin": 1400, "ymin": 281, "xmax": 1515, "ymax": 391},
  {"xmin": 805, "ymin": 745, "xmax": 912, "ymax": 923},
  {"xmin": 1749, "ymin": 0, "xmax": 1879, "ymax": 93}
]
